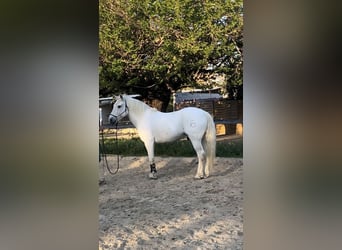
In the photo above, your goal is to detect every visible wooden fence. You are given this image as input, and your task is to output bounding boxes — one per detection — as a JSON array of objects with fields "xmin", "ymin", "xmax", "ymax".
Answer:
[
  {"xmin": 175, "ymin": 99, "xmax": 243, "ymax": 136},
  {"xmin": 175, "ymin": 99, "xmax": 243, "ymax": 124}
]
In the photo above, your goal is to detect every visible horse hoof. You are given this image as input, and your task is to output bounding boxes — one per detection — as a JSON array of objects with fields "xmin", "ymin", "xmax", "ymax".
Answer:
[
  {"xmin": 149, "ymin": 172, "xmax": 158, "ymax": 179},
  {"xmin": 194, "ymin": 175, "xmax": 204, "ymax": 179}
]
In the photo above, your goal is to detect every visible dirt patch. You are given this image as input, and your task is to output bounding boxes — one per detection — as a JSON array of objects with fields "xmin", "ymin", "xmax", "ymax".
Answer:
[{"xmin": 99, "ymin": 156, "xmax": 243, "ymax": 249}]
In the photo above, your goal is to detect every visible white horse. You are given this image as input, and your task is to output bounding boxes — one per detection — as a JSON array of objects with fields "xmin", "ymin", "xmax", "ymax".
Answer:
[{"xmin": 109, "ymin": 95, "xmax": 216, "ymax": 179}]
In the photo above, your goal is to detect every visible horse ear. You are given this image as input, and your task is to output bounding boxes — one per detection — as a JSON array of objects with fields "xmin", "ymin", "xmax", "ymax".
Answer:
[
  {"xmin": 119, "ymin": 94, "xmax": 123, "ymax": 99},
  {"xmin": 112, "ymin": 95, "xmax": 119, "ymax": 103}
]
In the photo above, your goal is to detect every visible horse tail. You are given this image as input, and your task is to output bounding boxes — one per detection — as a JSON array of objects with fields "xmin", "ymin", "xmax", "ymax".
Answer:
[{"xmin": 203, "ymin": 112, "xmax": 216, "ymax": 171}]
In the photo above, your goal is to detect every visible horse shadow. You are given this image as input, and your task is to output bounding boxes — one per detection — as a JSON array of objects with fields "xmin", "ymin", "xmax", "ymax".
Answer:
[
  {"xmin": 156, "ymin": 158, "xmax": 242, "ymax": 179},
  {"xmin": 156, "ymin": 158, "xmax": 198, "ymax": 179},
  {"xmin": 211, "ymin": 162, "xmax": 241, "ymax": 177}
]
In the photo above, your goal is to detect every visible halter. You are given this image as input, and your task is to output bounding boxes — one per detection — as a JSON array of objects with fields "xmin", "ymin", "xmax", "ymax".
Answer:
[{"xmin": 109, "ymin": 100, "xmax": 129, "ymax": 122}]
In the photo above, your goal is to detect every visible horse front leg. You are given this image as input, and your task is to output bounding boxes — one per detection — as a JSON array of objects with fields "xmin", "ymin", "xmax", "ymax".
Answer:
[
  {"xmin": 143, "ymin": 139, "xmax": 157, "ymax": 179},
  {"xmin": 149, "ymin": 162, "xmax": 157, "ymax": 179}
]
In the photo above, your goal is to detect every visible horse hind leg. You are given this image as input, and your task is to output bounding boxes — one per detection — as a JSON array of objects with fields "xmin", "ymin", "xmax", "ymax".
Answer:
[
  {"xmin": 202, "ymin": 137, "xmax": 210, "ymax": 178},
  {"xmin": 189, "ymin": 137, "xmax": 206, "ymax": 179}
]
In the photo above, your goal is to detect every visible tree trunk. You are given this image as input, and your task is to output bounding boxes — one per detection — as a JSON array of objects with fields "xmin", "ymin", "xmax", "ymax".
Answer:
[
  {"xmin": 160, "ymin": 93, "xmax": 171, "ymax": 112},
  {"xmin": 148, "ymin": 84, "xmax": 171, "ymax": 112}
]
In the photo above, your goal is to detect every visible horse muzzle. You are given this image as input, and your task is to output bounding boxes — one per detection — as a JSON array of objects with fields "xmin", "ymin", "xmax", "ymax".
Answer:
[{"xmin": 109, "ymin": 116, "xmax": 118, "ymax": 125}]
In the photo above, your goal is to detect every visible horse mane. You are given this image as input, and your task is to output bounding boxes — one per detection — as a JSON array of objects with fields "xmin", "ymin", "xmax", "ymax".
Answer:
[{"xmin": 124, "ymin": 95, "xmax": 153, "ymax": 114}]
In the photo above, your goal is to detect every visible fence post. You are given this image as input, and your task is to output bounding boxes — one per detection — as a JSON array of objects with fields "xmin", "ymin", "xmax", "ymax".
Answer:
[{"xmin": 212, "ymin": 100, "xmax": 216, "ymax": 119}]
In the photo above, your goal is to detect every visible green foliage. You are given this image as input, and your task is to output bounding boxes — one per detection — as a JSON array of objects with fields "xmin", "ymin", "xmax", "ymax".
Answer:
[
  {"xmin": 99, "ymin": 0, "xmax": 243, "ymax": 99},
  {"xmin": 101, "ymin": 138, "xmax": 243, "ymax": 158},
  {"xmin": 216, "ymin": 139, "xmax": 243, "ymax": 157}
]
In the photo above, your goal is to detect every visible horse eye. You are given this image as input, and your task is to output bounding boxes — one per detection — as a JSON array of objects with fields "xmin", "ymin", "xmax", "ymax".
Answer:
[{"xmin": 117, "ymin": 105, "xmax": 122, "ymax": 109}]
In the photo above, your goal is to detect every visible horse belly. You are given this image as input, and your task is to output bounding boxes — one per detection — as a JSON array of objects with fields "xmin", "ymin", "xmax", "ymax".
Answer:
[
  {"xmin": 154, "ymin": 132, "xmax": 184, "ymax": 143},
  {"xmin": 152, "ymin": 119, "xmax": 184, "ymax": 143}
]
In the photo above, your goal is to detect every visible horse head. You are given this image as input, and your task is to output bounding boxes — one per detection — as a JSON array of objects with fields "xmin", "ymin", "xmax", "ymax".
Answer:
[{"xmin": 108, "ymin": 95, "xmax": 128, "ymax": 125}]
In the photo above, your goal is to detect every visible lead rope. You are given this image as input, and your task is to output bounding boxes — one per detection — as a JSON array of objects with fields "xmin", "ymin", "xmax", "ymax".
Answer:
[{"xmin": 100, "ymin": 124, "xmax": 119, "ymax": 175}]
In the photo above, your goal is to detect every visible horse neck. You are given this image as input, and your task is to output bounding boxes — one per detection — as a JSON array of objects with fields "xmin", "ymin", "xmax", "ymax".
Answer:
[{"xmin": 125, "ymin": 97, "xmax": 151, "ymax": 127}]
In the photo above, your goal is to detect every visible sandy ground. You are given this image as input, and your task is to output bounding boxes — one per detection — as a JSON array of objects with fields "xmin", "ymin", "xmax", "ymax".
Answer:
[{"xmin": 99, "ymin": 156, "xmax": 243, "ymax": 250}]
